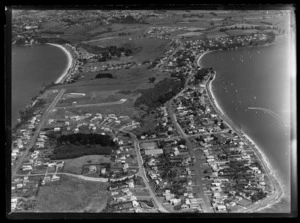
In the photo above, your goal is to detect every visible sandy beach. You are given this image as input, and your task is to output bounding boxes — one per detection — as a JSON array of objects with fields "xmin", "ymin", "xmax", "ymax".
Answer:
[
  {"xmin": 198, "ymin": 50, "xmax": 285, "ymax": 212},
  {"xmin": 196, "ymin": 50, "xmax": 213, "ymax": 68},
  {"xmin": 46, "ymin": 43, "xmax": 73, "ymax": 84}
]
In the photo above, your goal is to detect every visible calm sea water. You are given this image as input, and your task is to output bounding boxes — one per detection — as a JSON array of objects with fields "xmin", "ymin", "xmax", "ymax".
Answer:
[
  {"xmin": 201, "ymin": 35, "xmax": 292, "ymax": 213},
  {"xmin": 12, "ymin": 44, "xmax": 68, "ymax": 127}
]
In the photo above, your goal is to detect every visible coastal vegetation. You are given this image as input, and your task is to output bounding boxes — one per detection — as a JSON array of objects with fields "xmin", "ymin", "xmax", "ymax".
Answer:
[
  {"xmin": 95, "ymin": 73, "xmax": 114, "ymax": 79},
  {"xmin": 77, "ymin": 43, "xmax": 133, "ymax": 59},
  {"xmin": 14, "ymin": 99, "xmax": 46, "ymax": 130},
  {"xmin": 134, "ymin": 77, "xmax": 184, "ymax": 112},
  {"xmin": 48, "ymin": 133, "xmax": 117, "ymax": 159},
  {"xmin": 55, "ymin": 133, "xmax": 116, "ymax": 147}
]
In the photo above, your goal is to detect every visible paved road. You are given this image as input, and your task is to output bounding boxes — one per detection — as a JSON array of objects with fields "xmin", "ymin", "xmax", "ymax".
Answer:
[
  {"xmin": 15, "ymin": 172, "xmax": 108, "ymax": 182},
  {"xmin": 116, "ymin": 129, "xmax": 169, "ymax": 213},
  {"xmin": 166, "ymin": 101, "xmax": 212, "ymax": 213},
  {"xmin": 12, "ymin": 89, "xmax": 66, "ymax": 179}
]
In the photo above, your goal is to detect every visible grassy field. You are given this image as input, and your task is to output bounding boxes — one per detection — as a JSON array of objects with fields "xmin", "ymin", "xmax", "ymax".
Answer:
[
  {"xmin": 204, "ymin": 32, "xmax": 228, "ymax": 39},
  {"xmin": 63, "ymin": 155, "xmax": 111, "ymax": 175},
  {"xmin": 66, "ymin": 99, "xmax": 142, "ymax": 119},
  {"xmin": 53, "ymin": 67, "xmax": 169, "ymax": 94},
  {"xmin": 56, "ymin": 90, "xmax": 123, "ymax": 107},
  {"xmin": 35, "ymin": 175, "xmax": 109, "ymax": 212},
  {"xmin": 121, "ymin": 38, "xmax": 170, "ymax": 63},
  {"xmin": 225, "ymin": 29, "xmax": 249, "ymax": 36}
]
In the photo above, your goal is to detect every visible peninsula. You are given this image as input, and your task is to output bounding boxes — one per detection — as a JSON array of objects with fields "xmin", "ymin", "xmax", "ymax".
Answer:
[{"xmin": 9, "ymin": 9, "xmax": 292, "ymax": 214}]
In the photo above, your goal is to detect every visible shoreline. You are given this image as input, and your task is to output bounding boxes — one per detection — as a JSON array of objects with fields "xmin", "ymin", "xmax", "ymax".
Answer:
[
  {"xmin": 46, "ymin": 43, "xmax": 73, "ymax": 84},
  {"xmin": 198, "ymin": 45, "xmax": 285, "ymax": 212}
]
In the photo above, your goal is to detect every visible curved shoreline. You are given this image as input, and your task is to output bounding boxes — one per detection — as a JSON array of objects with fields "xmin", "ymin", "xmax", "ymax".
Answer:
[
  {"xmin": 197, "ymin": 48, "xmax": 285, "ymax": 212},
  {"xmin": 46, "ymin": 43, "xmax": 73, "ymax": 84}
]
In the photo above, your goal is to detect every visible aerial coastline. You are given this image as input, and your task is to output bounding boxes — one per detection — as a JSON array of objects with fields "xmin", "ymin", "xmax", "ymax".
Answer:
[
  {"xmin": 199, "ymin": 48, "xmax": 285, "ymax": 212},
  {"xmin": 10, "ymin": 9, "xmax": 294, "ymax": 214}
]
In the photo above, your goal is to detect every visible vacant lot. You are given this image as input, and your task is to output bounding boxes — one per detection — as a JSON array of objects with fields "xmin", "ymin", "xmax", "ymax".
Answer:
[
  {"xmin": 35, "ymin": 175, "xmax": 109, "ymax": 212},
  {"xmin": 63, "ymin": 155, "xmax": 111, "ymax": 175}
]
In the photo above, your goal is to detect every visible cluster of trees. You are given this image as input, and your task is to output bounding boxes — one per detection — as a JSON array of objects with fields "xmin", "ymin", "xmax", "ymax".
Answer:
[
  {"xmin": 220, "ymin": 25, "xmax": 259, "ymax": 32},
  {"xmin": 97, "ymin": 46, "xmax": 133, "ymax": 62},
  {"xmin": 251, "ymin": 190, "xmax": 267, "ymax": 202},
  {"xmin": 51, "ymin": 145, "xmax": 113, "ymax": 160},
  {"xmin": 112, "ymin": 15, "xmax": 148, "ymax": 24},
  {"xmin": 56, "ymin": 133, "xmax": 116, "ymax": 147},
  {"xmin": 35, "ymin": 37, "xmax": 70, "ymax": 44},
  {"xmin": 118, "ymin": 32, "xmax": 131, "ymax": 36},
  {"xmin": 148, "ymin": 77, "xmax": 156, "ymax": 83},
  {"xmin": 194, "ymin": 68, "xmax": 209, "ymax": 81},
  {"xmin": 95, "ymin": 73, "xmax": 114, "ymax": 79},
  {"xmin": 50, "ymin": 133, "xmax": 117, "ymax": 159},
  {"xmin": 78, "ymin": 43, "xmax": 133, "ymax": 61},
  {"xmin": 139, "ymin": 200, "xmax": 154, "ymax": 208},
  {"xmin": 134, "ymin": 78, "xmax": 184, "ymax": 111},
  {"xmin": 14, "ymin": 99, "xmax": 46, "ymax": 130}
]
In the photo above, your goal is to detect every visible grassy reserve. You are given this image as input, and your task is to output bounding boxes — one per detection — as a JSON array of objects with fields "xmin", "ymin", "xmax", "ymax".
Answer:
[{"xmin": 35, "ymin": 175, "xmax": 109, "ymax": 212}]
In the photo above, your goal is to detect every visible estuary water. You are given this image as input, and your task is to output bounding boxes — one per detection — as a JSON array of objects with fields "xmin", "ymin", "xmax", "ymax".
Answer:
[
  {"xmin": 201, "ymin": 34, "xmax": 293, "ymax": 213},
  {"xmin": 12, "ymin": 44, "xmax": 68, "ymax": 127}
]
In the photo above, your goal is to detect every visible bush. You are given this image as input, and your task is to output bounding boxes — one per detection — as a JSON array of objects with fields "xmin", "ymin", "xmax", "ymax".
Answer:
[
  {"xmin": 50, "ymin": 133, "xmax": 117, "ymax": 159},
  {"xmin": 135, "ymin": 78, "xmax": 184, "ymax": 111},
  {"xmin": 95, "ymin": 73, "xmax": 114, "ymax": 79}
]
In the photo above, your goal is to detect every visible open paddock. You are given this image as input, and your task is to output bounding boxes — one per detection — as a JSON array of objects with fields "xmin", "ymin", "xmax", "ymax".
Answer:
[
  {"xmin": 35, "ymin": 174, "xmax": 109, "ymax": 212},
  {"xmin": 205, "ymin": 32, "xmax": 229, "ymax": 39},
  {"xmin": 55, "ymin": 67, "xmax": 168, "ymax": 93},
  {"xmin": 121, "ymin": 38, "xmax": 170, "ymax": 63},
  {"xmin": 225, "ymin": 29, "xmax": 249, "ymax": 36}
]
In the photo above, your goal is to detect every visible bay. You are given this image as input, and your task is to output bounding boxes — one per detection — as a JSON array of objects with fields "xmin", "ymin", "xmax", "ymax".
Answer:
[
  {"xmin": 201, "ymin": 34, "xmax": 292, "ymax": 212},
  {"xmin": 12, "ymin": 44, "xmax": 68, "ymax": 127}
]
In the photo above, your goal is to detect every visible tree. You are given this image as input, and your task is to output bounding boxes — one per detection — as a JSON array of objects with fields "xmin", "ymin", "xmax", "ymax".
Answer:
[
  {"xmin": 174, "ymin": 205, "xmax": 182, "ymax": 210},
  {"xmin": 148, "ymin": 77, "xmax": 156, "ymax": 83}
]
